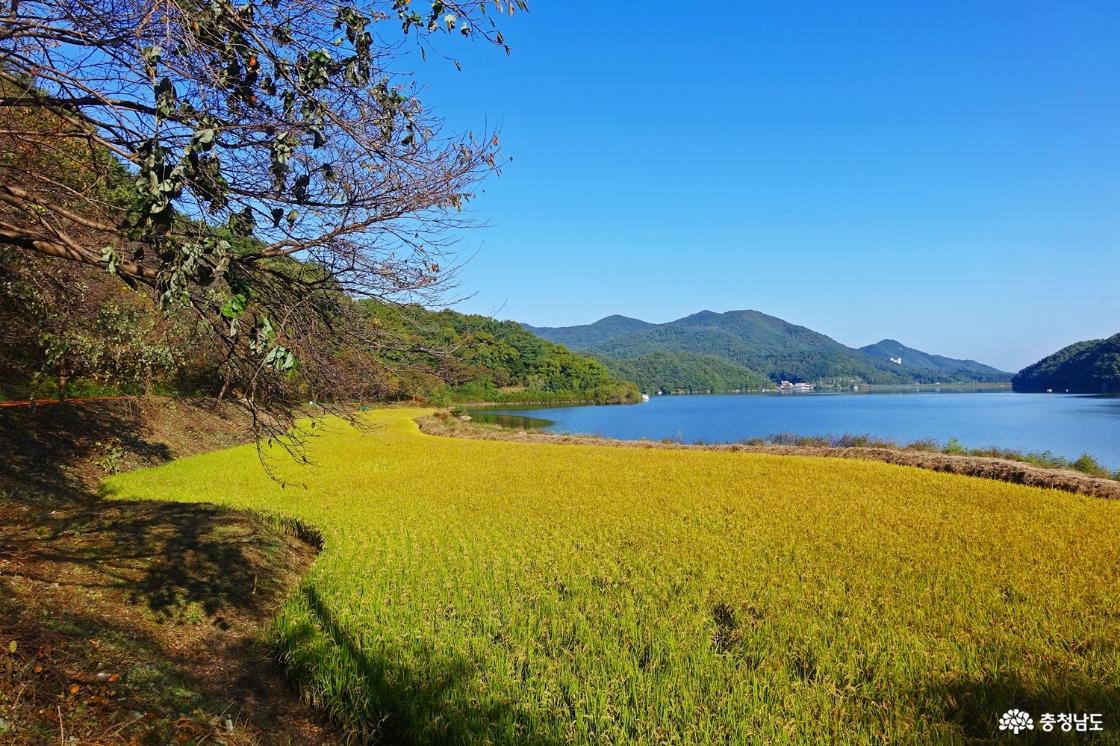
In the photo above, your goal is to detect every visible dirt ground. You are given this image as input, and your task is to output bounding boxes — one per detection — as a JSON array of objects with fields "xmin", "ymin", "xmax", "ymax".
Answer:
[{"xmin": 0, "ymin": 398, "xmax": 339, "ymax": 745}]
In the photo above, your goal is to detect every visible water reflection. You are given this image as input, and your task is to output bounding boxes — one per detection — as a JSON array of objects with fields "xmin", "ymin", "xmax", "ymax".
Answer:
[{"xmin": 468, "ymin": 411, "xmax": 554, "ymax": 430}]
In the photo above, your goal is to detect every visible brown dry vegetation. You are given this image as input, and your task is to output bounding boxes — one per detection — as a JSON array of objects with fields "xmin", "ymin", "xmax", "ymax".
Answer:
[
  {"xmin": 419, "ymin": 414, "xmax": 1120, "ymax": 499},
  {"xmin": 0, "ymin": 398, "xmax": 337, "ymax": 744}
]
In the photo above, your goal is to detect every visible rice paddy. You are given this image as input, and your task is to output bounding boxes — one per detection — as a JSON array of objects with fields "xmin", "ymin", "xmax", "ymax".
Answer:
[{"xmin": 103, "ymin": 408, "xmax": 1120, "ymax": 744}]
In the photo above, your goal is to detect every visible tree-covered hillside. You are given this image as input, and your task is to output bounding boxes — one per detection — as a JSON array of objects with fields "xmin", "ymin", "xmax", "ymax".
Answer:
[
  {"xmin": 0, "ymin": 58, "xmax": 635, "ymax": 409},
  {"xmin": 0, "ymin": 0, "xmax": 532, "ymax": 438},
  {"xmin": 598, "ymin": 310, "xmax": 908, "ymax": 385},
  {"xmin": 1012, "ymin": 334, "xmax": 1120, "ymax": 394},
  {"xmin": 528, "ymin": 310, "xmax": 1010, "ymax": 388},
  {"xmin": 859, "ymin": 339, "xmax": 1009, "ymax": 382},
  {"xmin": 361, "ymin": 303, "xmax": 641, "ymax": 404},
  {"xmin": 603, "ymin": 352, "xmax": 771, "ymax": 394},
  {"xmin": 0, "ymin": 247, "xmax": 639, "ymax": 406},
  {"xmin": 523, "ymin": 315, "xmax": 654, "ymax": 351}
]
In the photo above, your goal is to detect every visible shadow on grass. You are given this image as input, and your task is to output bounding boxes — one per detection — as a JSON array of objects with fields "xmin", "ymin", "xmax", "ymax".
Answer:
[
  {"xmin": 3, "ymin": 499, "xmax": 286, "ymax": 620},
  {"xmin": 0, "ymin": 593, "xmax": 285, "ymax": 743},
  {"xmin": 919, "ymin": 668, "xmax": 1118, "ymax": 743},
  {"xmin": 0, "ymin": 494, "xmax": 332, "ymax": 743},
  {"xmin": 0, "ymin": 398, "xmax": 342, "ymax": 742},
  {"xmin": 0, "ymin": 398, "xmax": 276, "ymax": 619},
  {"xmin": 0, "ymin": 399, "xmax": 559, "ymax": 743},
  {"xmin": 277, "ymin": 585, "xmax": 562, "ymax": 745},
  {"xmin": 0, "ymin": 400, "xmax": 172, "ymax": 506}
]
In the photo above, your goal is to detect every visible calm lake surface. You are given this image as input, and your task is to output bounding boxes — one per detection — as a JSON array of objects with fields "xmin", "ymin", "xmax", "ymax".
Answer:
[{"xmin": 476, "ymin": 391, "xmax": 1120, "ymax": 469}]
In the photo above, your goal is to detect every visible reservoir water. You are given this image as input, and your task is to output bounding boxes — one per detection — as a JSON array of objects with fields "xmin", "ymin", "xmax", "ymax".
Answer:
[{"xmin": 476, "ymin": 391, "xmax": 1120, "ymax": 469}]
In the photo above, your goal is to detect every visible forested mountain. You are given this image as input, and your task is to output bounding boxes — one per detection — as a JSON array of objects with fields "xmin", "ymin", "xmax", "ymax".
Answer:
[
  {"xmin": 524, "ymin": 315, "xmax": 654, "ymax": 350},
  {"xmin": 0, "ymin": 243, "xmax": 638, "ymax": 406},
  {"xmin": 359, "ymin": 303, "xmax": 641, "ymax": 404},
  {"xmin": 604, "ymin": 352, "xmax": 771, "ymax": 394},
  {"xmin": 859, "ymin": 339, "xmax": 1008, "ymax": 380},
  {"xmin": 1012, "ymin": 334, "xmax": 1120, "ymax": 393},
  {"xmin": 524, "ymin": 310, "xmax": 1010, "ymax": 389}
]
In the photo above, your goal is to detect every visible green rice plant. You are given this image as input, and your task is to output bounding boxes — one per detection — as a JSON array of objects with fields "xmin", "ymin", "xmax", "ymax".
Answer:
[
  {"xmin": 943, "ymin": 437, "xmax": 966, "ymax": 454},
  {"xmin": 104, "ymin": 409, "xmax": 1120, "ymax": 744},
  {"xmin": 1072, "ymin": 453, "xmax": 1110, "ymax": 479}
]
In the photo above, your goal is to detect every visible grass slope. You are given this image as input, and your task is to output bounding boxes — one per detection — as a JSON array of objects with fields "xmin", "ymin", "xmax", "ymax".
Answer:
[
  {"xmin": 104, "ymin": 409, "xmax": 1120, "ymax": 744},
  {"xmin": 0, "ymin": 399, "xmax": 335, "ymax": 744}
]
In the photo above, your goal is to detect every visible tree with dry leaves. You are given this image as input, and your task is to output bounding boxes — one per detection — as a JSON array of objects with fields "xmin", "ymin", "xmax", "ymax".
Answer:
[{"xmin": 0, "ymin": 0, "xmax": 526, "ymax": 448}]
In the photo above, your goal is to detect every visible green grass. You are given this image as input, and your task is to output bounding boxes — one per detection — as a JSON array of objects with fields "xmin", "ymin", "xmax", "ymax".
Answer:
[{"xmin": 104, "ymin": 409, "xmax": 1120, "ymax": 744}]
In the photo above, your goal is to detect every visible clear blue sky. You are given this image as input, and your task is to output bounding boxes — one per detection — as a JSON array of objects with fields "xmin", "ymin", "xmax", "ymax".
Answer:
[{"xmin": 411, "ymin": 1, "xmax": 1118, "ymax": 372}]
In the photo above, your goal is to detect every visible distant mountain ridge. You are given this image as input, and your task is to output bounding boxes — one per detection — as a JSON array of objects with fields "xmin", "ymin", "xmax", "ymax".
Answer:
[
  {"xmin": 858, "ymin": 339, "xmax": 1006, "ymax": 380},
  {"xmin": 526, "ymin": 314, "xmax": 654, "ymax": 350},
  {"xmin": 1012, "ymin": 333, "xmax": 1120, "ymax": 393},
  {"xmin": 523, "ymin": 310, "xmax": 1010, "ymax": 391}
]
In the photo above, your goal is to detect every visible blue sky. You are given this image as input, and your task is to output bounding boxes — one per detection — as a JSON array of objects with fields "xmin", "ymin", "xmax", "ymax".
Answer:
[{"xmin": 409, "ymin": 1, "xmax": 1118, "ymax": 372}]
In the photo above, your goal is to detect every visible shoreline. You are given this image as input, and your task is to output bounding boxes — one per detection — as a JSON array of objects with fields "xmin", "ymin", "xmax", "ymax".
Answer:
[
  {"xmin": 463, "ymin": 383, "xmax": 1017, "ymax": 407},
  {"xmin": 417, "ymin": 413, "xmax": 1120, "ymax": 499}
]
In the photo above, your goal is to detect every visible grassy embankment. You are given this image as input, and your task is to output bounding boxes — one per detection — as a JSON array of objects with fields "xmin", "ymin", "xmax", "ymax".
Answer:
[
  {"xmin": 0, "ymin": 399, "xmax": 337, "ymax": 744},
  {"xmin": 105, "ymin": 408, "xmax": 1120, "ymax": 744}
]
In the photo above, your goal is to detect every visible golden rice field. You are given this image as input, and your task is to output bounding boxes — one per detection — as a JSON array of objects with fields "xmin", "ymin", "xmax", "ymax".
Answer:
[{"xmin": 104, "ymin": 408, "xmax": 1120, "ymax": 744}]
